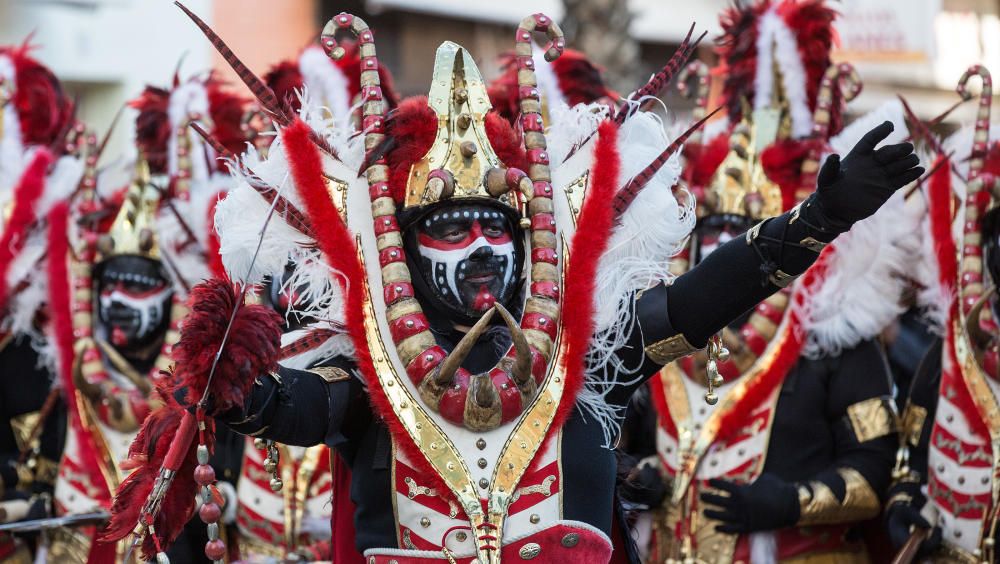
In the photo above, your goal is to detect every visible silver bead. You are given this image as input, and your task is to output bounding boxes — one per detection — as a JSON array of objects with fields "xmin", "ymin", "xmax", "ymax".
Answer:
[{"xmin": 270, "ymin": 477, "xmax": 284, "ymax": 492}]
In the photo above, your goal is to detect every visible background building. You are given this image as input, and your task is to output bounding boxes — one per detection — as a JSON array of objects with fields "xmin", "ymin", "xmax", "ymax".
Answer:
[{"xmin": 0, "ymin": 0, "xmax": 996, "ymax": 160}]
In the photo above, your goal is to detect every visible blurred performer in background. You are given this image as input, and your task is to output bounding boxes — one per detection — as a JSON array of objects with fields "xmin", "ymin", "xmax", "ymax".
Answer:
[
  {"xmin": 0, "ymin": 42, "xmax": 78, "ymax": 563},
  {"xmin": 48, "ymin": 72, "xmax": 247, "ymax": 562},
  {"xmin": 886, "ymin": 65, "xmax": 1000, "ymax": 564},
  {"xmin": 102, "ymin": 5, "xmax": 921, "ymax": 564},
  {"xmin": 633, "ymin": 1, "xmax": 926, "ymax": 562}
]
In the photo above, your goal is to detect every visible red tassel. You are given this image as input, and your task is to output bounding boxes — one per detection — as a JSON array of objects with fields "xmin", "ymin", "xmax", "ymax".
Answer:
[
  {"xmin": 174, "ymin": 279, "xmax": 282, "ymax": 414},
  {"xmin": 100, "ymin": 399, "xmax": 200, "ymax": 560},
  {"xmin": 0, "ymin": 149, "xmax": 51, "ymax": 310}
]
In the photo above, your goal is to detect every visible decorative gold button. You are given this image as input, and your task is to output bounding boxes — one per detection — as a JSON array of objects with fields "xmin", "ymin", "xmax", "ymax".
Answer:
[
  {"xmin": 561, "ymin": 533, "xmax": 579, "ymax": 548},
  {"xmin": 529, "ymin": 514, "xmax": 540, "ymax": 524},
  {"xmin": 420, "ymin": 517, "xmax": 430, "ymax": 528},
  {"xmin": 519, "ymin": 543, "xmax": 541, "ymax": 559}
]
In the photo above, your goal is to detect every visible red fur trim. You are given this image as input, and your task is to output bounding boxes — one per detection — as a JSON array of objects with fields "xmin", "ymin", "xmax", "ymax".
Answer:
[
  {"xmin": 207, "ymin": 80, "xmax": 249, "ymax": 171},
  {"xmin": 174, "ymin": 279, "xmax": 282, "ymax": 414},
  {"xmin": 760, "ymin": 138, "xmax": 814, "ymax": 210},
  {"xmin": 1, "ymin": 44, "xmax": 74, "ymax": 147},
  {"xmin": 0, "ymin": 149, "xmax": 50, "ymax": 310},
  {"xmin": 100, "ymin": 397, "xmax": 201, "ymax": 560},
  {"xmin": 647, "ymin": 374, "xmax": 677, "ymax": 439},
  {"xmin": 282, "ymin": 118, "xmax": 453, "ymax": 497},
  {"xmin": 928, "ymin": 155, "xmax": 957, "ymax": 293},
  {"xmin": 682, "ymin": 132, "xmax": 730, "ymax": 189},
  {"xmin": 46, "ymin": 201, "xmax": 107, "ymax": 502},
  {"xmin": 265, "ymin": 59, "xmax": 306, "ymax": 113},
  {"xmin": 130, "ymin": 86, "xmax": 172, "ymax": 175},
  {"xmin": 552, "ymin": 121, "xmax": 620, "ymax": 442}
]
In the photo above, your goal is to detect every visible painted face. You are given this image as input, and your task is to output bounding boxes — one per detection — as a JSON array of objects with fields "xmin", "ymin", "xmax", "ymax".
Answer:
[
  {"xmin": 97, "ymin": 256, "xmax": 173, "ymax": 352},
  {"xmin": 414, "ymin": 204, "xmax": 519, "ymax": 318}
]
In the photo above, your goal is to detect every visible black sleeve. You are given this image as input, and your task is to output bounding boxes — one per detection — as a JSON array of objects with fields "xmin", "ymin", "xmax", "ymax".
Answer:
[
  {"xmin": 666, "ymin": 207, "xmax": 831, "ymax": 348},
  {"xmin": 217, "ymin": 357, "xmax": 364, "ymax": 449},
  {"xmin": 809, "ymin": 339, "xmax": 897, "ymax": 501},
  {"xmin": 605, "ymin": 206, "xmax": 831, "ymax": 404}
]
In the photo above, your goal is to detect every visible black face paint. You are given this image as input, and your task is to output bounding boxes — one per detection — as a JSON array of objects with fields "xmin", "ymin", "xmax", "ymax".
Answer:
[
  {"xmin": 96, "ymin": 256, "xmax": 173, "ymax": 354},
  {"xmin": 405, "ymin": 203, "xmax": 524, "ymax": 323}
]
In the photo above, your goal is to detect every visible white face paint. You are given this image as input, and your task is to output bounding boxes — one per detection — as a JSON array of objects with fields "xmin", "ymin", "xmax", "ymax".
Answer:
[{"xmin": 98, "ymin": 285, "xmax": 172, "ymax": 346}]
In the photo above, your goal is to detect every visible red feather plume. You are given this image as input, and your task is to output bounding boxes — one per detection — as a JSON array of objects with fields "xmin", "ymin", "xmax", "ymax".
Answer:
[
  {"xmin": 682, "ymin": 131, "xmax": 730, "ymax": 189},
  {"xmin": 175, "ymin": 278, "xmax": 283, "ymax": 414},
  {"xmin": 551, "ymin": 49, "xmax": 618, "ymax": 106},
  {"xmin": 1, "ymin": 44, "xmax": 74, "ymax": 147},
  {"xmin": 265, "ymin": 59, "xmax": 306, "ymax": 114},
  {"xmin": 130, "ymin": 86, "xmax": 172, "ymax": 175},
  {"xmin": 384, "ymin": 97, "xmax": 439, "ymax": 203},
  {"xmin": 760, "ymin": 138, "xmax": 815, "ymax": 210}
]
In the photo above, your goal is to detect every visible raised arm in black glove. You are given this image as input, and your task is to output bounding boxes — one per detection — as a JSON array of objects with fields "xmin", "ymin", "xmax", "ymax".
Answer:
[{"xmin": 659, "ymin": 121, "xmax": 924, "ymax": 349}]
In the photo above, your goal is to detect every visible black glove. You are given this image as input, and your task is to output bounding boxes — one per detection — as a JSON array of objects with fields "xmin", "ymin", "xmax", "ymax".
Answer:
[
  {"xmin": 802, "ymin": 121, "xmax": 924, "ymax": 234},
  {"xmin": 885, "ymin": 493, "xmax": 941, "ymax": 557},
  {"xmin": 619, "ymin": 462, "xmax": 669, "ymax": 509},
  {"xmin": 700, "ymin": 474, "xmax": 800, "ymax": 534}
]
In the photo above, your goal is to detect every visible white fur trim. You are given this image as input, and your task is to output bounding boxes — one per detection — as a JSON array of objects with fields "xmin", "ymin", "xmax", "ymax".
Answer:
[
  {"xmin": 0, "ymin": 54, "xmax": 25, "ymax": 193},
  {"xmin": 754, "ymin": 6, "xmax": 813, "ymax": 139},
  {"xmin": 533, "ymin": 45, "xmax": 567, "ymax": 110}
]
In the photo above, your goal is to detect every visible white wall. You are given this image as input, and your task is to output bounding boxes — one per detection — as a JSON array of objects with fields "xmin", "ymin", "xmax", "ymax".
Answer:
[{"xmin": 0, "ymin": 0, "xmax": 216, "ymax": 161}]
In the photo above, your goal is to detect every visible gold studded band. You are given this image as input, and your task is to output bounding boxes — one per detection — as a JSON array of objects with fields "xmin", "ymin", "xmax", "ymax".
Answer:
[
  {"xmin": 798, "ymin": 468, "xmax": 881, "ymax": 526},
  {"xmin": 846, "ymin": 396, "xmax": 897, "ymax": 443},
  {"xmin": 644, "ymin": 333, "xmax": 700, "ymax": 365}
]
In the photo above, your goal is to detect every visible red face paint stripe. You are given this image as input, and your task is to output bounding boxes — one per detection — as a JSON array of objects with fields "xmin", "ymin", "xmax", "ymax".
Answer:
[
  {"xmin": 405, "ymin": 345, "xmax": 446, "ymax": 385},
  {"xmin": 387, "ymin": 314, "xmax": 431, "ymax": 342}
]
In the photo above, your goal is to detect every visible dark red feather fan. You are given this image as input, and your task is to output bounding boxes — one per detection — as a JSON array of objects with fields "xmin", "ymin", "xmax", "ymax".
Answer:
[
  {"xmin": 0, "ymin": 44, "xmax": 74, "ymax": 148},
  {"xmin": 175, "ymin": 279, "xmax": 283, "ymax": 413},
  {"xmin": 206, "ymin": 78, "xmax": 249, "ymax": 171},
  {"xmin": 130, "ymin": 86, "xmax": 172, "ymax": 175},
  {"xmin": 487, "ymin": 53, "xmax": 521, "ymax": 125}
]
